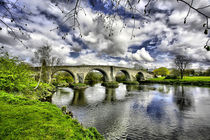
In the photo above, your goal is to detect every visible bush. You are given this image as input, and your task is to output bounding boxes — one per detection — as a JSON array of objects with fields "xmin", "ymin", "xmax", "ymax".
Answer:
[
  {"xmin": 115, "ymin": 75, "xmax": 126, "ymax": 82},
  {"xmin": 70, "ymin": 83, "xmax": 88, "ymax": 89},
  {"xmin": 52, "ymin": 71, "xmax": 74, "ymax": 87},
  {"xmin": 165, "ymin": 75, "xmax": 179, "ymax": 79},
  {"xmin": 85, "ymin": 72, "xmax": 103, "ymax": 85},
  {"xmin": 101, "ymin": 81, "xmax": 119, "ymax": 88},
  {"xmin": 0, "ymin": 53, "xmax": 33, "ymax": 93},
  {"xmin": 122, "ymin": 81, "xmax": 139, "ymax": 85},
  {"xmin": 0, "ymin": 53, "xmax": 55, "ymax": 100}
]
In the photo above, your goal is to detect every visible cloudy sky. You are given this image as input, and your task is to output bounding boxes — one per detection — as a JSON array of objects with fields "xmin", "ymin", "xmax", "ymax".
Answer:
[{"xmin": 0, "ymin": 0, "xmax": 210, "ymax": 69}]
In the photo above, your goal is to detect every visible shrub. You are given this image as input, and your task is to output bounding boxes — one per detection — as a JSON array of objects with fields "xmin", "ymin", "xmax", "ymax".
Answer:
[
  {"xmin": 0, "ymin": 53, "xmax": 55, "ymax": 99},
  {"xmin": 101, "ymin": 81, "xmax": 119, "ymax": 88},
  {"xmin": 165, "ymin": 75, "xmax": 179, "ymax": 79},
  {"xmin": 70, "ymin": 83, "xmax": 88, "ymax": 89},
  {"xmin": 122, "ymin": 81, "xmax": 139, "ymax": 85},
  {"xmin": 0, "ymin": 53, "xmax": 32, "ymax": 93}
]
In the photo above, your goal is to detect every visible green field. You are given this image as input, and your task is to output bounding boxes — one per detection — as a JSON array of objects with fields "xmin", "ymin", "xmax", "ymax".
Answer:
[
  {"xmin": 0, "ymin": 91, "xmax": 104, "ymax": 140},
  {"xmin": 146, "ymin": 76, "xmax": 210, "ymax": 86},
  {"xmin": 149, "ymin": 76, "xmax": 210, "ymax": 81}
]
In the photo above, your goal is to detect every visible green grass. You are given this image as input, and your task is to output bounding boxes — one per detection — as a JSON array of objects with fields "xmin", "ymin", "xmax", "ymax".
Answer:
[
  {"xmin": 0, "ymin": 91, "xmax": 104, "ymax": 140},
  {"xmin": 148, "ymin": 76, "xmax": 210, "ymax": 82},
  {"xmin": 70, "ymin": 83, "xmax": 88, "ymax": 89},
  {"xmin": 146, "ymin": 76, "xmax": 210, "ymax": 86},
  {"xmin": 101, "ymin": 81, "xmax": 119, "ymax": 88}
]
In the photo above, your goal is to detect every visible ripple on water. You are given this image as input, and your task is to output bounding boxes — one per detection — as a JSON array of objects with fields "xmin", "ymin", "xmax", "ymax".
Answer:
[{"xmin": 52, "ymin": 84, "xmax": 210, "ymax": 140}]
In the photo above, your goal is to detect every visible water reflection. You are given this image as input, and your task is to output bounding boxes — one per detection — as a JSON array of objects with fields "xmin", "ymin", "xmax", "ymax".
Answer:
[
  {"xmin": 52, "ymin": 84, "xmax": 210, "ymax": 140},
  {"xmin": 71, "ymin": 89, "xmax": 87, "ymax": 106},
  {"xmin": 104, "ymin": 88, "xmax": 116, "ymax": 102},
  {"xmin": 173, "ymin": 86, "xmax": 194, "ymax": 111}
]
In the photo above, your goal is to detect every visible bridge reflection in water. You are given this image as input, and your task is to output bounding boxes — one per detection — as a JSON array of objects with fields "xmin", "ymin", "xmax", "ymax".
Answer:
[
  {"xmin": 52, "ymin": 83, "xmax": 195, "ymax": 112},
  {"xmin": 51, "ymin": 83, "xmax": 210, "ymax": 140}
]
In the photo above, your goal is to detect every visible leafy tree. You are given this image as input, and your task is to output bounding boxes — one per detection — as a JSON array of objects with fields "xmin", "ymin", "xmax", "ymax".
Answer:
[
  {"xmin": 52, "ymin": 71, "xmax": 74, "ymax": 87},
  {"xmin": 184, "ymin": 69, "xmax": 195, "ymax": 76},
  {"xmin": 174, "ymin": 55, "xmax": 191, "ymax": 79},
  {"xmin": 205, "ymin": 68, "xmax": 210, "ymax": 76},
  {"xmin": 153, "ymin": 67, "xmax": 170, "ymax": 76},
  {"xmin": 170, "ymin": 68, "xmax": 180, "ymax": 76},
  {"xmin": 0, "ymin": 52, "xmax": 55, "ymax": 99},
  {"xmin": 31, "ymin": 44, "xmax": 62, "ymax": 87},
  {"xmin": 85, "ymin": 72, "xmax": 103, "ymax": 85},
  {"xmin": 0, "ymin": 53, "xmax": 32, "ymax": 92},
  {"xmin": 116, "ymin": 74, "xmax": 126, "ymax": 82}
]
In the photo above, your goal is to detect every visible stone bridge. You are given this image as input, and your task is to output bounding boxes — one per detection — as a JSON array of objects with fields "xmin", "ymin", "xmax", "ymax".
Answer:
[{"xmin": 33, "ymin": 65, "xmax": 153, "ymax": 83}]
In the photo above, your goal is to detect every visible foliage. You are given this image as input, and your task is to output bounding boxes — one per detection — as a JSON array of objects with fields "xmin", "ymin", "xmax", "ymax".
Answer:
[
  {"xmin": 169, "ymin": 68, "xmax": 180, "ymax": 76},
  {"xmin": 165, "ymin": 75, "xmax": 179, "ymax": 79},
  {"xmin": 153, "ymin": 67, "xmax": 170, "ymax": 76},
  {"xmin": 70, "ymin": 83, "xmax": 88, "ymax": 90},
  {"xmin": 31, "ymin": 45, "xmax": 62, "ymax": 66},
  {"xmin": 205, "ymin": 68, "xmax": 210, "ymax": 76},
  {"xmin": 85, "ymin": 72, "xmax": 103, "ymax": 85},
  {"xmin": 122, "ymin": 81, "xmax": 139, "ymax": 85},
  {"xmin": 146, "ymin": 76, "xmax": 210, "ymax": 86},
  {"xmin": 0, "ymin": 91, "xmax": 104, "ymax": 140},
  {"xmin": 184, "ymin": 69, "xmax": 195, "ymax": 76},
  {"xmin": 0, "ymin": 53, "xmax": 55, "ymax": 100},
  {"xmin": 101, "ymin": 81, "xmax": 119, "ymax": 88},
  {"xmin": 31, "ymin": 45, "xmax": 62, "ymax": 83},
  {"xmin": 116, "ymin": 74, "xmax": 126, "ymax": 82},
  {"xmin": 195, "ymin": 68, "xmax": 210, "ymax": 76},
  {"xmin": 52, "ymin": 71, "xmax": 74, "ymax": 87},
  {"xmin": 0, "ymin": 53, "xmax": 33, "ymax": 93}
]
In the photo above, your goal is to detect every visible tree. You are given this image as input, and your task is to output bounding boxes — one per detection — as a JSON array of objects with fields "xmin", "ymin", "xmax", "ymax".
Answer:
[
  {"xmin": 52, "ymin": 71, "xmax": 74, "ymax": 87},
  {"xmin": 205, "ymin": 68, "xmax": 210, "ymax": 76},
  {"xmin": 85, "ymin": 72, "xmax": 103, "ymax": 85},
  {"xmin": 31, "ymin": 44, "xmax": 62, "ymax": 87},
  {"xmin": 0, "ymin": 53, "xmax": 32, "ymax": 92},
  {"xmin": 174, "ymin": 55, "xmax": 191, "ymax": 79},
  {"xmin": 184, "ymin": 69, "xmax": 195, "ymax": 76},
  {"xmin": 153, "ymin": 67, "xmax": 170, "ymax": 77}
]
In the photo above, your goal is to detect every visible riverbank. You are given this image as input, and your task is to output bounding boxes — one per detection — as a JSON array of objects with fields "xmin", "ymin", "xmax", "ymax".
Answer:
[
  {"xmin": 142, "ymin": 76, "xmax": 210, "ymax": 86},
  {"xmin": 0, "ymin": 91, "xmax": 104, "ymax": 140}
]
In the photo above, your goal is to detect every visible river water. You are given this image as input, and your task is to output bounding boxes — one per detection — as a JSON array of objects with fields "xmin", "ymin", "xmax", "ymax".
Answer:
[{"xmin": 52, "ymin": 83, "xmax": 210, "ymax": 140}]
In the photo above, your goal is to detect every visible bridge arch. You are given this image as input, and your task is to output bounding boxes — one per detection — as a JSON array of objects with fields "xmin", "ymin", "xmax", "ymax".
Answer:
[
  {"xmin": 52, "ymin": 69, "xmax": 76, "ymax": 82},
  {"xmin": 115, "ymin": 70, "xmax": 131, "ymax": 81},
  {"xmin": 85, "ymin": 68, "xmax": 110, "ymax": 82},
  {"xmin": 136, "ymin": 71, "xmax": 144, "ymax": 81}
]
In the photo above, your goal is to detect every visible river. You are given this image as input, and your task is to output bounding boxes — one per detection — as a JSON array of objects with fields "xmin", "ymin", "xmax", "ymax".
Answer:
[{"xmin": 52, "ymin": 83, "xmax": 210, "ymax": 140}]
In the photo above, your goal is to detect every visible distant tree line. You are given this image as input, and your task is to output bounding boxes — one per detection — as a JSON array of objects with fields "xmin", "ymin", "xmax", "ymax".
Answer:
[{"xmin": 153, "ymin": 67, "xmax": 210, "ymax": 77}]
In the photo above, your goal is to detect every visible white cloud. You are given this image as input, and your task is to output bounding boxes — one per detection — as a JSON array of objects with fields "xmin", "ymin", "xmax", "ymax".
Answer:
[{"xmin": 0, "ymin": 0, "xmax": 209, "ymax": 69}]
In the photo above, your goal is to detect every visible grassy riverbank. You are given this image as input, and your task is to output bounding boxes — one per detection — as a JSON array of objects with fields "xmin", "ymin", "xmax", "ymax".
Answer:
[
  {"xmin": 0, "ymin": 91, "xmax": 104, "ymax": 140},
  {"xmin": 143, "ymin": 76, "xmax": 210, "ymax": 86}
]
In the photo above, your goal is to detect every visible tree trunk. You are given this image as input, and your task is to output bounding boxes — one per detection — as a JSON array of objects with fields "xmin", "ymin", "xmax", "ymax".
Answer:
[
  {"xmin": 180, "ymin": 70, "xmax": 184, "ymax": 79},
  {"xmin": 48, "ymin": 67, "xmax": 52, "ymax": 84},
  {"xmin": 34, "ymin": 64, "xmax": 43, "ymax": 89}
]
